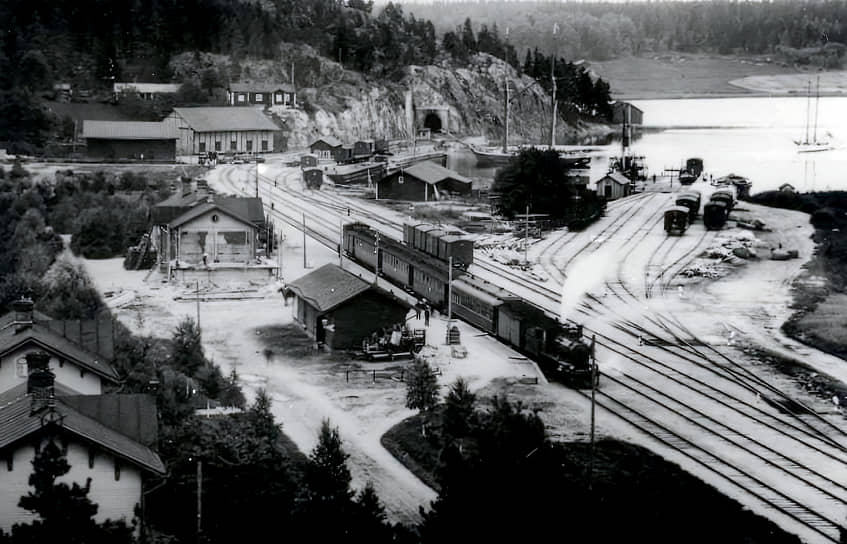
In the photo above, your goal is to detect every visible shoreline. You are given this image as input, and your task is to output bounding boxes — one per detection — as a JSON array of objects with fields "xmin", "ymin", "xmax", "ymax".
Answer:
[{"xmin": 616, "ymin": 90, "xmax": 847, "ymax": 101}]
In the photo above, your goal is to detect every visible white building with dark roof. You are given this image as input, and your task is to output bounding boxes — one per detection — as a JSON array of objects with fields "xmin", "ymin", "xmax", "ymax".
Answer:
[{"xmin": 163, "ymin": 107, "xmax": 280, "ymax": 156}]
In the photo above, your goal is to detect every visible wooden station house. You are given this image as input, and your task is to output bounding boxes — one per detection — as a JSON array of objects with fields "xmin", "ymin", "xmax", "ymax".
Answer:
[{"xmin": 283, "ymin": 264, "xmax": 411, "ymax": 350}]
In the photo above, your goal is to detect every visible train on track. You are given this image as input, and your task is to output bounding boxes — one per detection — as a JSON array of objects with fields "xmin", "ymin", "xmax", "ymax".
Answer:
[
  {"xmin": 342, "ymin": 221, "xmax": 598, "ymax": 388},
  {"xmin": 664, "ymin": 206, "xmax": 690, "ymax": 234},
  {"xmin": 675, "ymin": 190, "xmax": 701, "ymax": 223},
  {"xmin": 703, "ymin": 188, "xmax": 736, "ymax": 230}
]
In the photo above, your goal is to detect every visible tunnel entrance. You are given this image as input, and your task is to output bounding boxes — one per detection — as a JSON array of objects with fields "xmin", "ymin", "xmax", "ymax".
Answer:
[{"xmin": 423, "ymin": 112, "xmax": 443, "ymax": 133}]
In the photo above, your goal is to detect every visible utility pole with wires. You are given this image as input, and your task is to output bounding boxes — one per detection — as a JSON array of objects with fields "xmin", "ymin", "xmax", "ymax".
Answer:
[
  {"xmin": 196, "ymin": 458, "xmax": 203, "ymax": 542},
  {"xmin": 524, "ymin": 204, "xmax": 530, "ymax": 266},
  {"xmin": 302, "ymin": 213, "xmax": 307, "ymax": 269},
  {"xmin": 588, "ymin": 334, "xmax": 598, "ymax": 490},
  {"xmin": 195, "ymin": 281, "xmax": 201, "ymax": 332},
  {"xmin": 373, "ymin": 232, "xmax": 380, "ymax": 286}
]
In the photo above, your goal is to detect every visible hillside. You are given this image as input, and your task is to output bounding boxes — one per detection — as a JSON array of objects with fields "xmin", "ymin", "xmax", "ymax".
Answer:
[{"xmin": 171, "ymin": 48, "xmax": 593, "ymax": 149}]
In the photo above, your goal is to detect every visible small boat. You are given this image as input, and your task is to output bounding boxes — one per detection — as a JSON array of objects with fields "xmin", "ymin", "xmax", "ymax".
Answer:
[
  {"xmin": 471, "ymin": 144, "xmax": 591, "ymax": 169},
  {"xmin": 714, "ymin": 173, "xmax": 752, "ymax": 199}
]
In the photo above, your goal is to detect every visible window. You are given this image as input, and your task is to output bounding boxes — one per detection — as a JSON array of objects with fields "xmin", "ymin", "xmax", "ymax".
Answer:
[
  {"xmin": 230, "ymin": 140, "xmax": 237, "ymax": 151},
  {"xmin": 88, "ymin": 449, "xmax": 95, "ymax": 469},
  {"xmin": 6, "ymin": 456, "xmax": 12, "ymax": 472},
  {"xmin": 198, "ymin": 142, "xmax": 206, "ymax": 153},
  {"xmin": 214, "ymin": 141, "xmax": 221, "ymax": 151},
  {"xmin": 246, "ymin": 140, "xmax": 253, "ymax": 152},
  {"xmin": 255, "ymin": 93, "xmax": 263, "ymax": 102},
  {"xmin": 16, "ymin": 358, "xmax": 27, "ymax": 378},
  {"xmin": 114, "ymin": 460, "xmax": 121, "ymax": 481},
  {"xmin": 275, "ymin": 93, "xmax": 282, "ymax": 103},
  {"xmin": 261, "ymin": 140, "xmax": 268, "ymax": 151},
  {"xmin": 237, "ymin": 94, "xmax": 246, "ymax": 103}
]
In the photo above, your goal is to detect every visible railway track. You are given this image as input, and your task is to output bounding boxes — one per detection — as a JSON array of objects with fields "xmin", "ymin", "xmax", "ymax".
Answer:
[
  {"xmin": 242, "ymin": 168, "xmax": 847, "ymax": 541},
  {"xmin": 581, "ymin": 385, "xmax": 846, "ymax": 543}
]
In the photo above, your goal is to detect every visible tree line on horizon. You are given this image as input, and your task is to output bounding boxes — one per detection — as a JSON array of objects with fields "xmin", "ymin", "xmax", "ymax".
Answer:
[{"xmin": 408, "ymin": 0, "xmax": 847, "ymax": 65}]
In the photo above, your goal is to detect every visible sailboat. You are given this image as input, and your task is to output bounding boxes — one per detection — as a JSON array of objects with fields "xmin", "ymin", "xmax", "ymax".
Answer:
[
  {"xmin": 795, "ymin": 76, "xmax": 833, "ymax": 153},
  {"xmin": 470, "ymin": 58, "xmax": 591, "ymax": 169}
]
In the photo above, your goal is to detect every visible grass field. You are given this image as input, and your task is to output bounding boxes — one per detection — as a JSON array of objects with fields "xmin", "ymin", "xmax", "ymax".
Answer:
[
  {"xmin": 589, "ymin": 53, "xmax": 832, "ymax": 99},
  {"xmin": 789, "ymin": 293, "xmax": 847, "ymax": 360}
]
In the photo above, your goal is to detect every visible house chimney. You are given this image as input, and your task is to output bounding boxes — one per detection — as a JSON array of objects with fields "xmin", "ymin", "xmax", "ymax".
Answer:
[
  {"xmin": 26, "ymin": 351, "xmax": 55, "ymax": 413},
  {"xmin": 12, "ymin": 297, "xmax": 34, "ymax": 332}
]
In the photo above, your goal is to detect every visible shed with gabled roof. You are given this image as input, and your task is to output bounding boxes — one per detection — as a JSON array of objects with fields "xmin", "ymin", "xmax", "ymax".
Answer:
[
  {"xmin": 227, "ymin": 82, "xmax": 296, "ymax": 108},
  {"xmin": 595, "ymin": 171, "xmax": 632, "ymax": 201},
  {"xmin": 82, "ymin": 121, "xmax": 178, "ymax": 161},
  {"xmin": 283, "ymin": 264, "xmax": 411, "ymax": 349},
  {"xmin": 378, "ymin": 161, "xmax": 472, "ymax": 201}
]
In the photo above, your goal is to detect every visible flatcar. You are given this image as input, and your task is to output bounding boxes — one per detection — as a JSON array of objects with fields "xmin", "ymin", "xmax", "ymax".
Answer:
[
  {"xmin": 664, "ymin": 206, "xmax": 689, "ymax": 235},
  {"xmin": 703, "ymin": 201, "xmax": 729, "ymax": 230},
  {"xmin": 686, "ymin": 158, "xmax": 704, "ymax": 178},
  {"xmin": 675, "ymin": 194, "xmax": 699, "ymax": 223}
]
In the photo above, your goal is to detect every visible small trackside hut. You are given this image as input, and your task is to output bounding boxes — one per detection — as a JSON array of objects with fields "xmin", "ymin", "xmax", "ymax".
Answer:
[
  {"xmin": 283, "ymin": 264, "xmax": 412, "ymax": 350},
  {"xmin": 595, "ymin": 171, "xmax": 631, "ymax": 201}
]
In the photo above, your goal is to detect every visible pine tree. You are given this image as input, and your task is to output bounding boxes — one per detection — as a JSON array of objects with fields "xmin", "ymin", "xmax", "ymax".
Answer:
[
  {"xmin": 350, "ymin": 481, "xmax": 392, "ymax": 541},
  {"xmin": 301, "ymin": 419, "xmax": 353, "ymax": 512},
  {"xmin": 171, "ymin": 316, "xmax": 205, "ymax": 374},
  {"xmin": 9, "ymin": 437, "xmax": 134, "ymax": 543},
  {"xmin": 442, "ymin": 377, "xmax": 476, "ymax": 441},
  {"xmin": 405, "ymin": 359, "xmax": 439, "ymax": 413}
]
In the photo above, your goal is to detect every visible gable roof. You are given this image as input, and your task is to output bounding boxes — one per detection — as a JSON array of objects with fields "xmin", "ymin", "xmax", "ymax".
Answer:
[
  {"xmin": 0, "ymin": 391, "xmax": 165, "ymax": 475},
  {"xmin": 114, "ymin": 82, "xmax": 181, "ymax": 94},
  {"xmin": 229, "ymin": 82, "xmax": 295, "ymax": 93},
  {"xmin": 83, "ymin": 121, "xmax": 177, "ymax": 140},
  {"xmin": 172, "ymin": 107, "xmax": 279, "ymax": 133},
  {"xmin": 153, "ymin": 193, "xmax": 265, "ymax": 226},
  {"xmin": 311, "ymin": 136, "xmax": 342, "ymax": 148},
  {"xmin": 0, "ymin": 326, "xmax": 119, "ymax": 383},
  {"xmin": 284, "ymin": 264, "xmax": 370, "ymax": 313},
  {"xmin": 402, "ymin": 162, "xmax": 471, "ymax": 185},
  {"xmin": 168, "ymin": 202, "xmax": 257, "ymax": 230},
  {"xmin": 60, "ymin": 394, "xmax": 158, "ymax": 447},
  {"xmin": 598, "ymin": 172, "xmax": 631, "ymax": 186}
]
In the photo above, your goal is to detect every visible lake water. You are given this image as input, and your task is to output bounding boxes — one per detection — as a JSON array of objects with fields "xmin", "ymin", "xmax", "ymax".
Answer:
[{"xmin": 448, "ymin": 96, "xmax": 847, "ymax": 194}]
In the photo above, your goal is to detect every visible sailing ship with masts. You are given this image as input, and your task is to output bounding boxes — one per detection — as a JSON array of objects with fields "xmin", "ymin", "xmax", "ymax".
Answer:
[
  {"xmin": 795, "ymin": 75, "xmax": 833, "ymax": 153},
  {"xmin": 470, "ymin": 55, "xmax": 592, "ymax": 170}
]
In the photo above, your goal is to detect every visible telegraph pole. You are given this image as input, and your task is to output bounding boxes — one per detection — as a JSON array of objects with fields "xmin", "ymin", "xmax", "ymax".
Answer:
[
  {"xmin": 302, "ymin": 213, "xmax": 307, "ymax": 269},
  {"xmin": 255, "ymin": 164, "xmax": 259, "ymax": 198},
  {"xmin": 195, "ymin": 281, "xmax": 200, "ymax": 332},
  {"xmin": 588, "ymin": 335, "xmax": 597, "ymax": 490},
  {"xmin": 196, "ymin": 458, "xmax": 203, "ymax": 542},
  {"xmin": 447, "ymin": 256, "xmax": 453, "ymax": 320},
  {"xmin": 374, "ymin": 232, "xmax": 380, "ymax": 287},
  {"xmin": 524, "ymin": 205, "xmax": 530, "ymax": 265}
]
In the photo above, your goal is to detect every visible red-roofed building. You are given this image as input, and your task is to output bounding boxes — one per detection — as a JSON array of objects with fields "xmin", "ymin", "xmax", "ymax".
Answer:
[{"xmin": 283, "ymin": 264, "xmax": 411, "ymax": 349}]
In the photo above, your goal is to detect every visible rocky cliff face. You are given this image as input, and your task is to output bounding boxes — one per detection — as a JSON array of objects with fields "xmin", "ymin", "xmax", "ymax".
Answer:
[{"xmin": 171, "ymin": 48, "xmax": 588, "ymax": 150}]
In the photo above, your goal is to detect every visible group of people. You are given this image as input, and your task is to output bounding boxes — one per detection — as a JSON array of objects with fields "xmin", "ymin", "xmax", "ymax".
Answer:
[
  {"xmin": 198, "ymin": 151, "xmax": 219, "ymax": 167},
  {"xmin": 414, "ymin": 298, "xmax": 431, "ymax": 326}
]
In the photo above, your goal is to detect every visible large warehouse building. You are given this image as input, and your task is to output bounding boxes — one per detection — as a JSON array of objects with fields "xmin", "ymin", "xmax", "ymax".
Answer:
[{"xmin": 163, "ymin": 107, "xmax": 279, "ymax": 157}]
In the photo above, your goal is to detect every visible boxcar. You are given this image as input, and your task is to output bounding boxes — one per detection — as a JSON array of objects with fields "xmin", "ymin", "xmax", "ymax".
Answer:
[
  {"xmin": 675, "ymin": 194, "xmax": 699, "ymax": 222},
  {"xmin": 664, "ymin": 206, "xmax": 689, "ymax": 234},
  {"xmin": 703, "ymin": 201, "xmax": 729, "ymax": 230},
  {"xmin": 441, "ymin": 235, "xmax": 474, "ymax": 269}
]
